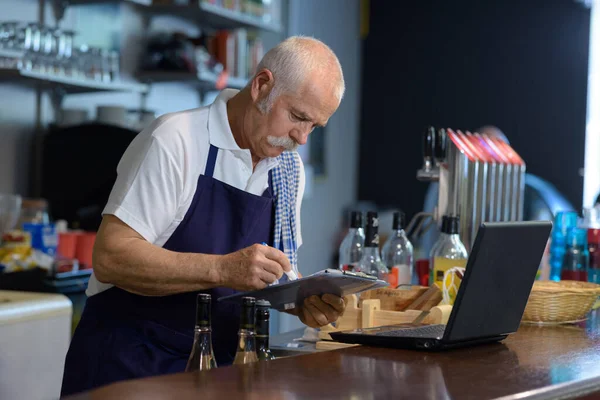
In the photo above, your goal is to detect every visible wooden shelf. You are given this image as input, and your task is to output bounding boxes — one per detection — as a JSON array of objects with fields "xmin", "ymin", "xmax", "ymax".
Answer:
[
  {"xmin": 0, "ymin": 67, "xmax": 149, "ymax": 94},
  {"xmin": 136, "ymin": 70, "xmax": 247, "ymax": 90},
  {"xmin": 66, "ymin": 0, "xmax": 282, "ymax": 32}
]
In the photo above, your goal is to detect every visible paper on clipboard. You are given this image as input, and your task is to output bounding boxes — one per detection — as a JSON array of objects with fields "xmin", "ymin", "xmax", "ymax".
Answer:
[{"xmin": 217, "ymin": 269, "xmax": 389, "ymax": 311}]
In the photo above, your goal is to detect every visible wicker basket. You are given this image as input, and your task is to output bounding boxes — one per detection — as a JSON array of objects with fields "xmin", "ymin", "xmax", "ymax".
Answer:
[{"xmin": 522, "ymin": 280, "xmax": 600, "ymax": 324}]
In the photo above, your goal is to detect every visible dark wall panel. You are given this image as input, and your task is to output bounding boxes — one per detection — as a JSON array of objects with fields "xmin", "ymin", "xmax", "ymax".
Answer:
[{"xmin": 359, "ymin": 0, "xmax": 591, "ymax": 219}]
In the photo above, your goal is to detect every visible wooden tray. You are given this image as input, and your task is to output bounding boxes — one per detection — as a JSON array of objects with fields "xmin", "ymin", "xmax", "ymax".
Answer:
[{"xmin": 316, "ymin": 293, "xmax": 453, "ymax": 349}]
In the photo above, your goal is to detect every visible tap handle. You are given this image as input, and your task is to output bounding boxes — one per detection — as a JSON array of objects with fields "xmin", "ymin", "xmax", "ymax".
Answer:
[
  {"xmin": 434, "ymin": 128, "xmax": 447, "ymax": 163},
  {"xmin": 423, "ymin": 126, "xmax": 435, "ymax": 165}
]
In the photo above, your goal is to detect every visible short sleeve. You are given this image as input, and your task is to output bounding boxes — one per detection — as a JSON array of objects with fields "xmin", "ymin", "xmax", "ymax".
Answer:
[{"xmin": 102, "ymin": 134, "xmax": 184, "ymax": 244}]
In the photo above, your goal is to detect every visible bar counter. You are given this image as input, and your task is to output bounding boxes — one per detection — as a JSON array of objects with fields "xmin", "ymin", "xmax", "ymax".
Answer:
[{"xmin": 67, "ymin": 311, "xmax": 600, "ymax": 400}]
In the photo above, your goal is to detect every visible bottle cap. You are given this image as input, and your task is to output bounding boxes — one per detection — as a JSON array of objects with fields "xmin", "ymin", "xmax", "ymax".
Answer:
[
  {"xmin": 242, "ymin": 297, "xmax": 256, "ymax": 306},
  {"xmin": 350, "ymin": 211, "xmax": 363, "ymax": 229},
  {"xmin": 197, "ymin": 293, "xmax": 211, "ymax": 304},
  {"xmin": 256, "ymin": 299, "xmax": 271, "ymax": 309},
  {"xmin": 366, "ymin": 211, "xmax": 378, "ymax": 224},
  {"xmin": 567, "ymin": 227, "xmax": 587, "ymax": 248},
  {"xmin": 365, "ymin": 211, "xmax": 379, "ymax": 247},
  {"xmin": 393, "ymin": 211, "xmax": 406, "ymax": 230},
  {"xmin": 441, "ymin": 215, "xmax": 460, "ymax": 235},
  {"xmin": 554, "ymin": 211, "xmax": 578, "ymax": 236},
  {"xmin": 195, "ymin": 293, "xmax": 211, "ymax": 327}
]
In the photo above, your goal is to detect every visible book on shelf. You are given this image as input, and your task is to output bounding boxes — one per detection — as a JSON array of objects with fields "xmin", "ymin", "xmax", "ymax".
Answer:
[{"xmin": 208, "ymin": 29, "xmax": 263, "ymax": 83}]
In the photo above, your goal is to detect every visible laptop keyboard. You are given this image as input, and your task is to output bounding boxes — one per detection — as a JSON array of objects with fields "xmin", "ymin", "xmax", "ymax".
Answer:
[{"xmin": 374, "ymin": 324, "xmax": 446, "ymax": 338}]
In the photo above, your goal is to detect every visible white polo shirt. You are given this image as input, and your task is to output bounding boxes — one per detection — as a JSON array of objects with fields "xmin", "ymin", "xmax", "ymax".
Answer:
[{"xmin": 86, "ymin": 89, "xmax": 305, "ymax": 296}]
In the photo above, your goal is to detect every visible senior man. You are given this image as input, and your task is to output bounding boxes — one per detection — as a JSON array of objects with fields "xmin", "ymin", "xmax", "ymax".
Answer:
[{"xmin": 61, "ymin": 36, "xmax": 346, "ymax": 396}]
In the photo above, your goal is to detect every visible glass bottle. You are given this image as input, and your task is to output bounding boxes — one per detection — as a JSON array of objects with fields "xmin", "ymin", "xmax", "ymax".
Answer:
[
  {"xmin": 338, "ymin": 211, "xmax": 365, "ymax": 271},
  {"xmin": 185, "ymin": 293, "xmax": 217, "ymax": 372},
  {"xmin": 381, "ymin": 211, "xmax": 414, "ymax": 287},
  {"xmin": 549, "ymin": 211, "xmax": 578, "ymax": 281},
  {"xmin": 561, "ymin": 227, "xmax": 589, "ymax": 281},
  {"xmin": 233, "ymin": 296, "xmax": 258, "ymax": 365},
  {"xmin": 429, "ymin": 215, "xmax": 468, "ymax": 289},
  {"xmin": 358, "ymin": 211, "xmax": 388, "ymax": 280},
  {"xmin": 255, "ymin": 300, "xmax": 275, "ymax": 361}
]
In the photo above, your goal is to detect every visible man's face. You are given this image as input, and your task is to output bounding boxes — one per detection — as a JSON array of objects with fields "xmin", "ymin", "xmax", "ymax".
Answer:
[{"xmin": 250, "ymin": 76, "xmax": 340, "ymax": 159}]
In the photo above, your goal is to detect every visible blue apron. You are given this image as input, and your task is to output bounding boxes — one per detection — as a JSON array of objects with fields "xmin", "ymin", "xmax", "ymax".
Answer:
[{"xmin": 61, "ymin": 144, "xmax": 275, "ymax": 396}]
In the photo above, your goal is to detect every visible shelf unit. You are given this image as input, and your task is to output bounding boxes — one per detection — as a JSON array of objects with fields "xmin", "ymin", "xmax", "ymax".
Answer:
[
  {"xmin": 136, "ymin": 69, "xmax": 247, "ymax": 90},
  {"xmin": 0, "ymin": 67, "xmax": 149, "ymax": 95},
  {"xmin": 49, "ymin": 0, "xmax": 281, "ymax": 93},
  {"xmin": 58, "ymin": 0, "xmax": 282, "ymax": 32}
]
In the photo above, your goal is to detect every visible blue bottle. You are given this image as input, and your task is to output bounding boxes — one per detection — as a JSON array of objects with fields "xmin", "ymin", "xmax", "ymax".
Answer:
[{"xmin": 549, "ymin": 211, "xmax": 578, "ymax": 281}]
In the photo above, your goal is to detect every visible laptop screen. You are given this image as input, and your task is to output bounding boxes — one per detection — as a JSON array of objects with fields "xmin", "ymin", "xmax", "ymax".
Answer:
[{"xmin": 443, "ymin": 221, "xmax": 552, "ymax": 342}]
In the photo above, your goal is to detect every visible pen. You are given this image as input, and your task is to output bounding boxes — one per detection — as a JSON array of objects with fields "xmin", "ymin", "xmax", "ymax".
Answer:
[{"xmin": 261, "ymin": 242, "xmax": 298, "ymax": 281}]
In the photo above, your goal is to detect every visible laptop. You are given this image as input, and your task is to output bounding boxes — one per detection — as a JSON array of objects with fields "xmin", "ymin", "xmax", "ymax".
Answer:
[{"xmin": 330, "ymin": 221, "xmax": 552, "ymax": 350}]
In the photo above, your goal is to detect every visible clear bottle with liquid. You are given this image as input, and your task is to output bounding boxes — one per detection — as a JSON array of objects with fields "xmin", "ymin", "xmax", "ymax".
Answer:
[
  {"xmin": 338, "ymin": 211, "xmax": 365, "ymax": 271},
  {"xmin": 381, "ymin": 211, "xmax": 414, "ymax": 287},
  {"xmin": 233, "ymin": 296, "xmax": 258, "ymax": 365},
  {"xmin": 429, "ymin": 215, "xmax": 468, "ymax": 288},
  {"xmin": 255, "ymin": 300, "xmax": 275, "ymax": 361},
  {"xmin": 358, "ymin": 211, "xmax": 388, "ymax": 280},
  {"xmin": 185, "ymin": 293, "xmax": 217, "ymax": 372}
]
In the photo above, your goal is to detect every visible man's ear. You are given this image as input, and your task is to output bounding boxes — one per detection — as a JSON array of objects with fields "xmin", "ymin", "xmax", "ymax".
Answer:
[{"xmin": 250, "ymin": 68, "xmax": 274, "ymax": 103}]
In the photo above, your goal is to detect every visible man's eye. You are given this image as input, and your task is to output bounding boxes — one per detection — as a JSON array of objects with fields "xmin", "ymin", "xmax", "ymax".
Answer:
[{"xmin": 291, "ymin": 113, "xmax": 302, "ymax": 121}]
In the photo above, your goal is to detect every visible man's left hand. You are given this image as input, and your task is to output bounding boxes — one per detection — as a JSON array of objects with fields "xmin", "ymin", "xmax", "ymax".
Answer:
[{"xmin": 297, "ymin": 294, "xmax": 346, "ymax": 328}]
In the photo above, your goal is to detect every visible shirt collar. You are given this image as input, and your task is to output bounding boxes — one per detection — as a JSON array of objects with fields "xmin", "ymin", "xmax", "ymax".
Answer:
[
  {"xmin": 207, "ymin": 89, "xmax": 243, "ymax": 151},
  {"xmin": 207, "ymin": 88, "xmax": 280, "ymax": 168}
]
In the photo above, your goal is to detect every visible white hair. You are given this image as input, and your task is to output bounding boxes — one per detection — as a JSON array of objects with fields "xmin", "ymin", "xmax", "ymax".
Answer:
[{"xmin": 254, "ymin": 36, "xmax": 345, "ymax": 113}]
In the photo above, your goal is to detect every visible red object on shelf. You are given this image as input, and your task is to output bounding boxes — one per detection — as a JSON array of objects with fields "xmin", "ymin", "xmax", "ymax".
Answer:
[
  {"xmin": 75, "ymin": 233, "xmax": 96, "ymax": 269},
  {"xmin": 415, "ymin": 259, "xmax": 429, "ymax": 287},
  {"xmin": 58, "ymin": 233, "xmax": 78, "ymax": 259}
]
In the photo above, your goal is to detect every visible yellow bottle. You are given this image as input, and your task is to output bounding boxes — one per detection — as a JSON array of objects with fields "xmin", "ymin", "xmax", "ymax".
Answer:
[{"xmin": 429, "ymin": 215, "xmax": 468, "ymax": 290}]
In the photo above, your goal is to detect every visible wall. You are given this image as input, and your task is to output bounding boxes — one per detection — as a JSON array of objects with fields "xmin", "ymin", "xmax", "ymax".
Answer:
[
  {"xmin": 359, "ymin": 0, "xmax": 591, "ymax": 221},
  {"xmin": 277, "ymin": 0, "xmax": 362, "ymax": 332},
  {"xmin": 0, "ymin": 1, "xmax": 41, "ymax": 195}
]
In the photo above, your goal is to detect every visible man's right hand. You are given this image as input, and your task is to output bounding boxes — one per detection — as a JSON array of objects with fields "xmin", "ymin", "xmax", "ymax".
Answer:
[{"xmin": 217, "ymin": 244, "xmax": 292, "ymax": 291}]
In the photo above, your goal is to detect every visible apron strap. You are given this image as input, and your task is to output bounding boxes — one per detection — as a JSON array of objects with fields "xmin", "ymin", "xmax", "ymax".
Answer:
[{"xmin": 205, "ymin": 144, "xmax": 219, "ymax": 178}]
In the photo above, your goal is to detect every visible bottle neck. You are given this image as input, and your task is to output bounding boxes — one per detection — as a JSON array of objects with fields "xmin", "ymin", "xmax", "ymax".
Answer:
[
  {"xmin": 393, "ymin": 228, "xmax": 407, "ymax": 237},
  {"xmin": 236, "ymin": 329, "xmax": 256, "ymax": 352},
  {"xmin": 239, "ymin": 304, "xmax": 255, "ymax": 331},
  {"xmin": 191, "ymin": 328, "xmax": 213, "ymax": 353},
  {"xmin": 362, "ymin": 246, "xmax": 381, "ymax": 258},
  {"xmin": 256, "ymin": 315, "xmax": 269, "ymax": 336},
  {"xmin": 440, "ymin": 232, "xmax": 460, "ymax": 241},
  {"xmin": 256, "ymin": 333, "xmax": 270, "ymax": 350},
  {"xmin": 348, "ymin": 227, "xmax": 364, "ymax": 235}
]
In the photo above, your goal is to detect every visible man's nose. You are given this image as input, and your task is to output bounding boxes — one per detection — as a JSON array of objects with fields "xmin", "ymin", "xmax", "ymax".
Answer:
[{"xmin": 290, "ymin": 128, "xmax": 310, "ymax": 146}]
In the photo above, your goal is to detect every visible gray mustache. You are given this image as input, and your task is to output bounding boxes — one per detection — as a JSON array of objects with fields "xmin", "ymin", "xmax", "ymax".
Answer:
[{"xmin": 267, "ymin": 136, "xmax": 299, "ymax": 151}]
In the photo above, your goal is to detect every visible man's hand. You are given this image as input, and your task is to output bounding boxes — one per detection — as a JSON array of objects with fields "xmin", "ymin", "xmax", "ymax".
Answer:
[
  {"xmin": 218, "ymin": 244, "xmax": 291, "ymax": 291},
  {"xmin": 298, "ymin": 294, "xmax": 346, "ymax": 328}
]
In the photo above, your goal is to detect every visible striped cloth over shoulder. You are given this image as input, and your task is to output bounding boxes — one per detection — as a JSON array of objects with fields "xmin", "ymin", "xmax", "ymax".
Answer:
[{"xmin": 271, "ymin": 150, "xmax": 301, "ymax": 283}]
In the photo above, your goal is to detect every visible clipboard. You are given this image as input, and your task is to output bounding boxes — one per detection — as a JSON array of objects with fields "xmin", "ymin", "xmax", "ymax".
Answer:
[{"xmin": 218, "ymin": 269, "xmax": 389, "ymax": 311}]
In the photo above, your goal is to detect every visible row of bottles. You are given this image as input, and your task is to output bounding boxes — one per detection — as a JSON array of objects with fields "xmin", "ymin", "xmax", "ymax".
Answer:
[
  {"xmin": 338, "ymin": 210, "xmax": 415, "ymax": 287},
  {"xmin": 546, "ymin": 209, "xmax": 600, "ymax": 283},
  {"xmin": 185, "ymin": 294, "xmax": 273, "ymax": 372}
]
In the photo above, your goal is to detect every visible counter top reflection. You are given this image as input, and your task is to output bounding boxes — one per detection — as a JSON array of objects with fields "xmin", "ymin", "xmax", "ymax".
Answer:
[{"xmin": 67, "ymin": 311, "xmax": 600, "ymax": 400}]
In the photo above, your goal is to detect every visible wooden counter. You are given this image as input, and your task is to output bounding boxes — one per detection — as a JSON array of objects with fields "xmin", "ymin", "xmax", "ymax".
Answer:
[{"xmin": 67, "ymin": 312, "xmax": 600, "ymax": 400}]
